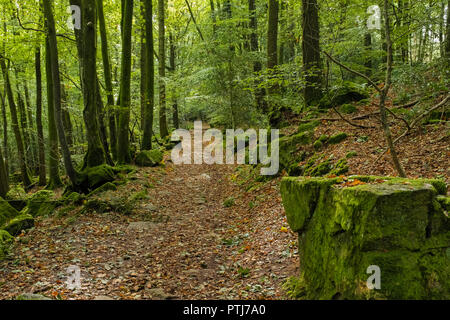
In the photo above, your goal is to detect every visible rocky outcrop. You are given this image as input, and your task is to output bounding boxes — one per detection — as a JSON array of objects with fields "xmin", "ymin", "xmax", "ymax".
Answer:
[{"xmin": 281, "ymin": 176, "xmax": 449, "ymax": 299}]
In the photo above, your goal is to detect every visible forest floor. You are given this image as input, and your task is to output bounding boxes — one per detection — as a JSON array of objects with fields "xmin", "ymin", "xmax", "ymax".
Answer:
[
  {"xmin": 0, "ymin": 98, "xmax": 448, "ymax": 300},
  {"xmin": 0, "ymin": 150, "xmax": 298, "ymax": 300}
]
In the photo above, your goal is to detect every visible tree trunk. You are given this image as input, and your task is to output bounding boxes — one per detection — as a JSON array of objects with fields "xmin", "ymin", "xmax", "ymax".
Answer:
[
  {"xmin": 249, "ymin": 0, "xmax": 267, "ymax": 113},
  {"xmin": 267, "ymin": 0, "xmax": 280, "ymax": 126},
  {"xmin": 97, "ymin": 0, "xmax": 117, "ymax": 160},
  {"xmin": 169, "ymin": 33, "xmax": 179, "ymax": 129},
  {"xmin": 141, "ymin": 0, "xmax": 155, "ymax": 149},
  {"xmin": 380, "ymin": 0, "xmax": 406, "ymax": 178},
  {"xmin": 80, "ymin": 0, "xmax": 107, "ymax": 168},
  {"xmin": 44, "ymin": 38, "xmax": 62, "ymax": 189},
  {"xmin": 0, "ymin": 140, "xmax": 8, "ymax": 198},
  {"xmin": 364, "ymin": 32, "xmax": 372, "ymax": 76},
  {"xmin": 302, "ymin": 0, "xmax": 322, "ymax": 105},
  {"xmin": 0, "ymin": 59, "xmax": 32, "ymax": 188},
  {"xmin": 35, "ymin": 45, "xmax": 46, "ymax": 186},
  {"xmin": 158, "ymin": 0, "xmax": 169, "ymax": 138},
  {"xmin": 446, "ymin": 0, "xmax": 450, "ymax": 60},
  {"xmin": 43, "ymin": 0, "xmax": 77, "ymax": 185},
  {"xmin": 0, "ymin": 90, "xmax": 8, "ymax": 176},
  {"xmin": 117, "ymin": 0, "xmax": 134, "ymax": 163}
]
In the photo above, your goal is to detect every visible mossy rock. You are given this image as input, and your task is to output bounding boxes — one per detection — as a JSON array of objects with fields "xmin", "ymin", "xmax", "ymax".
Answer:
[
  {"xmin": 0, "ymin": 197, "xmax": 20, "ymax": 226},
  {"xmin": 298, "ymin": 120, "xmax": 320, "ymax": 133},
  {"xmin": 340, "ymin": 104, "xmax": 358, "ymax": 114},
  {"xmin": 0, "ymin": 229, "xmax": 13, "ymax": 260},
  {"xmin": 23, "ymin": 190, "xmax": 56, "ymax": 217},
  {"xmin": 5, "ymin": 185, "xmax": 27, "ymax": 200},
  {"xmin": 82, "ymin": 165, "xmax": 116, "ymax": 190},
  {"xmin": 313, "ymin": 140, "xmax": 323, "ymax": 150},
  {"xmin": 280, "ymin": 176, "xmax": 450, "ymax": 299},
  {"xmin": 330, "ymin": 158, "xmax": 349, "ymax": 175},
  {"xmin": 63, "ymin": 192, "xmax": 85, "ymax": 205},
  {"xmin": 328, "ymin": 132, "xmax": 348, "ymax": 144},
  {"xmin": 319, "ymin": 81, "xmax": 370, "ymax": 109},
  {"xmin": 277, "ymin": 132, "xmax": 313, "ymax": 171},
  {"xmin": 135, "ymin": 149, "xmax": 164, "ymax": 167},
  {"xmin": 2, "ymin": 213, "xmax": 34, "ymax": 236},
  {"xmin": 346, "ymin": 151, "xmax": 358, "ymax": 159},
  {"xmin": 87, "ymin": 182, "xmax": 117, "ymax": 197}
]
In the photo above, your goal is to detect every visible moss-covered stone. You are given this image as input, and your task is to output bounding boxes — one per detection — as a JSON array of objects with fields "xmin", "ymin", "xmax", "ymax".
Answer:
[
  {"xmin": 330, "ymin": 158, "xmax": 349, "ymax": 175},
  {"xmin": 277, "ymin": 132, "xmax": 313, "ymax": 171},
  {"xmin": 328, "ymin": 132, "xmax": 348, "ymax": 144},
  {"xmin": 135, "ymin": 149, "xmax": 164, "ymax": 167},
  {"xmin": 87, "ymin": 182, "xmax": 117, "ymax": 197},
  {"xmin": 2, "ymin": 213, "xmax": 34, "ymax": 236},
  {"xmin": 23, "ymin": 190, "xmax": 56, "ymax": 217},
  {"xmin": 281, "ymin": 176, "xmax": 450, "ymax": 299},
  {"xmin": 0, "ymin": 229, "xmax": 13, "ymax": 260},
  {"xmin": 82, "ymin": 165, "xmax": 116, "ymax": 190},
  {"xmin": 298, "ymin": 120, "xmax": 320, "ymax": 133},
  {"xmin": 0, "ymin": 197, "xmax": 20, "ymax": 226},
  {"xmin": 340, "ymin": 104, "xmax": 358, "ymax": 114},
  {"xmin": 346, "ymin": 151, "xmax": 358, "ymax": 158},
  {"xmin": 319, "ymin": 81, "xmax": 370, "ymax": 109},
  {"xmin": 313, "ymin": 140, "xmax": 323, "ymax": 150},
  {"xmin": 63, "ymin": 192, "xmax": 85, "ymax": 205}
]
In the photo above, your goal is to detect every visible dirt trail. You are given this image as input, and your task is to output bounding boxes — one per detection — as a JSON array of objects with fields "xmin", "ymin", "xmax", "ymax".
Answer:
[{"xmin": 0, "ymin": 151, "xmax": 298, "ymax": 299}]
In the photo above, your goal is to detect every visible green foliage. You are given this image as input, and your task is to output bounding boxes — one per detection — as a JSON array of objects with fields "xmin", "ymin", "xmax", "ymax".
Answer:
[{"xmin": 223, "ymin": 197, "xmax": 235, "ymax": 208}]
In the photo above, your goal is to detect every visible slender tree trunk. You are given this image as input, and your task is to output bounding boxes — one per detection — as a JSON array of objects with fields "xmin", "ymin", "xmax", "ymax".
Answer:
[
  {"xmin": 142, "ymin": 0, "xmax": 155, "ymax": 149},
  {"xmin": 35, "ymin": 45, "xmax": 46, "ymax": 186},
  {"xmin": 61, "ymin": 83, "xmax": 74, "ymax": 148},
  {"xmin": 0, "ymin": 59, "xmax": 32, "ymax": 188},
  {"xmin": 169, "ymin": 33, "xmax": 179, "ymax": 129},
  {"xmin": 0, "ymin": 90, "xmax": 8, "ymax": 176},
  {"xmin": 381, "ymin": 0, "xmax": 406, "ymax": 178},
  {"xmin": 0, "ymin": 140, "xmax": 8, "ymax": 198},
  {"xmin": 80, "ymin": 0, "xmax": 107, "ymax": 168},
  {"xmin": 158, "ymin": 0, "xmax": 169, "ymax": 138},
  {"xmin": 117, "ymin": 0, "xmax": 134, "ymax": 163},
  {"xmin": 44, "ymin": 38, "xmax": 62, "ymax": 189},
  {"xmin": 43, "ymin": 0, "xmax": 77, "ymax": 185},
  {"xmin": 97, "ymin": 0, "xmax": 117, "ymax": 160},
  {"xmin": 446, "ymin": 0, "xmax": 450, "ymax": 60},
  {"xmin": 302, "ymin": 0, "xmax": 322, "ymax": 105},
  {"xmin": 364, "ymin": 32, "xmax": 372, "ymax": 76},
  {"xmin": 249, "ymin": 0, "xmax": 267, "ymax": 113},
  {"xmin": 267, "ymin": 0, "xmax": 280, "ymax": 126}
]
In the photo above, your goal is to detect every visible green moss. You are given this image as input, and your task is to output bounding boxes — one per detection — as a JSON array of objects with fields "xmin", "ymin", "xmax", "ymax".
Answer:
[
  {"xmin": 280, "ymin": 176, "xmax": 450, "ymax": 299},
  {"xmin": 223, "ymin": 197, "xmax": 235, "ymax": 208},
  {"xmin": 82, "ymin": 165, "xmax": 116, "ymax": 190},
  {"xmin": 87, "ymin": 182, "xmax": 117, "ymax": 197},
  {"xmin": 313, "ymin": 140, "xmax": 323, "ymax": 150},
  {"xmin": 278, "ymin": 132, "xmax": 313, "ymax": 171},
  {"xmin": 298, "ymin": 120, "xmax": 320, "ymax": 133},
  {"xmin": 2, "ymin": 213, "xmax": 34, "ymax": 236},
  {"xmin": 5, "ymin": 185, "xmax": 27, "ymax": 200},
  {"xmin": 0, "ymin": 197, "xmax": 19, "ymax": 226},
  {"xmin": 63, "ymin": 192, "xmax": 85, "ymax": 205},
  {"xmin": 135, "ymin": 149, "xmax": 164, "ymax": 167},
  {"xmin": 346, "ymin": 151, "xmax": 358, "ymax": 158},
  {"xmin": 317, "ymin": 134, "xmax": 328, "ymax": 143},
  {"xmin": 319, "ymin": 81, "xmax": 370, "ymax": 109},
  {"xmin": 328, "ymin": 132, "xmax": 348, "ymax": 144},
  {"xmin": 0, "ymin": 229, "xmax": 13, "ymax": 261},
  {"xmin": 23, "ymin": 190, "xmax": 56, "ymax": 217},
  {"xmin": 331, "ymin": 158, "xmax": 349, "ymax": 175},
  {"xmin": 340, "ymin": 104, "xmax": 358, "ymax": 114}
]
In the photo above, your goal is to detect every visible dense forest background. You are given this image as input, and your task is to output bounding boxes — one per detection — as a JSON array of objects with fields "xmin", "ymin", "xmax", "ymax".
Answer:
[{"xmin": 0, "ymin": 0, "xmax": 449, "ymax": 192}]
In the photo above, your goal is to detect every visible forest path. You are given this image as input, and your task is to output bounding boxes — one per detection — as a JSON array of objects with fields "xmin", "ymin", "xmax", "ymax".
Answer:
[{"xmin": 0, "ymin": 146, "xmax": 298, "ymax": 300}]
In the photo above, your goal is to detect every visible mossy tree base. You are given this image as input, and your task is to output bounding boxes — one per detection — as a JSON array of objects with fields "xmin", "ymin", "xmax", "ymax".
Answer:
[{"xmin": 281, "ymin": 176, "xmax": 449, "ymax": 299}]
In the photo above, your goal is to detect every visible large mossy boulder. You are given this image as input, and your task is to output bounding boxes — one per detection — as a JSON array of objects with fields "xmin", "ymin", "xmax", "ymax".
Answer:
[
  {"xmin": 83, "ymin": 165, "xmax": 116, "ymax": 190},
  {"xmin": 22, "ymin": 190, "xmax": 56, "ymax": 217},
  {"xmin": 319, "ymin": 81, "xmax": 370, "ymax": 109},
  {"xmin": 281, "ymin": 176, "xmax": 449, "ymax": 299},
  {"xmin": 2, "ymin": 213, "xmax": 34, "ymax": 236},
  {"xmin": 0, "ymin": 197, "xmax": 20, "ymax": 226},
  {"xmin": 0, "ymin": 229, "xmax": 13, "ymax": 260},
  {"xmin": 135, "ymin": 149, "xmax": 164, "ymax": 167}
]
